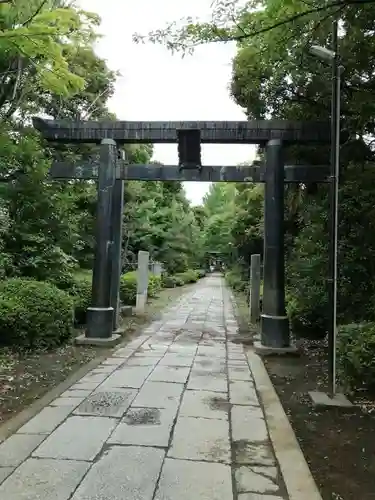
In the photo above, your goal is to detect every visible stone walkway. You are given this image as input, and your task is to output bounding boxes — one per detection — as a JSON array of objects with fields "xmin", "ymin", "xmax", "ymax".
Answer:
[{"xmin": 0, "ymin": 276, "xmax": 287, "ymax": 500}]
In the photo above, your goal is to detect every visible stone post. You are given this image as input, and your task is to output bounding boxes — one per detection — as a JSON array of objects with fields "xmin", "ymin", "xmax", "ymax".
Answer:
[
  {"xmin": 85, "ymin": 139, "xmax": 117, "ymax": 341},
  {"xmin": 249, "ymin": 254, "xmax": 261, "ymax": 323},
  {"xmin": 135, "ymin": 250, "xmax": 149, "ymax": 314},
  {"xmin": 152, "ymin": 262, "xmax": 162, "ymax": 277},
  {"xmin": 260, "ymin": 139, "xmax": 291, "ymax": 349},
  {"xmin": 109, "ymin": 177, "xmax": 125, "ymax": 332}
]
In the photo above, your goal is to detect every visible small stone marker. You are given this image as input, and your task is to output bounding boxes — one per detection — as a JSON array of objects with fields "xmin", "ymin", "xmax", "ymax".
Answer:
[
  {"xmin": 136, "ymin": 250, "xmax": 150, "ymax": 314},
  {"xmin": 152, "ymin": 261, "xmax": 163, "ymax": 276},
  {"xmin": 249, "ymin": 254, "xmax": 261, "ymax": 323}
]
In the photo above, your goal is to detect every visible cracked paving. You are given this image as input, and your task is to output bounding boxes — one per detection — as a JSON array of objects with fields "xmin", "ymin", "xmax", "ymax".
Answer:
[{"xmin": 0, "ymin": 276, "xmax": 287, "ymax": 500}]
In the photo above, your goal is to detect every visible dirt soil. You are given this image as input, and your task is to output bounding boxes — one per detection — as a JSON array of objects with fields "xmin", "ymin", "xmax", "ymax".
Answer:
[
  {"xmin": 0, "ymin": 286, "xmax": 188, "ymax": 426},
  {"xmin": 264, "ymin": 338, "xmax": 375, "ymax": 500}
]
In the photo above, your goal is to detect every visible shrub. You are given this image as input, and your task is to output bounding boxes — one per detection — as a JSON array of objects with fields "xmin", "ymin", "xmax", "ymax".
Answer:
[
  {"xmin": 225, "ymin": 270, "xmax": 247, "ymax": 293},
  {"xmin": 176, "ymin": 269, "xmax": 199, "ymax": 284},
  {"xmin": 337, "ymin": 322, "xmax": 375, "ymax": 392},
  {"xmin": 174, "ymin": 276, "xmax": 184, "ymax": 287},
  {"xmin": 162, "ymin": 274, "xmax": 177, "ymax": 288},
  {"xmin": 148, "ymin": 273, "xmax": 162, "ymax": 298},
  {"xmin": 196, "ymin": 269, "xmax": 206, "ymax": 279},
  {"xmin": 120, "ymin": 271, "xmax": 137, "ymax": 305},
  {"xmin": 68, "ymin": 271, "xmax": 92, "ymax": 326},
  {"xmin": 0, "ymin": 278, "xmax": 74, "ymax": 349}
]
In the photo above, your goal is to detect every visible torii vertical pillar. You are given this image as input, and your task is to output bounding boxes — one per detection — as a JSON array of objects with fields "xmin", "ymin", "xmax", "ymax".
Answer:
[
  {"xmin": 256, "ymin": 139, "xmax": 296, "ymax": 354},
  {"xmin": 77, "ymin": 138, "xmax": 121, "ymax": 346}
]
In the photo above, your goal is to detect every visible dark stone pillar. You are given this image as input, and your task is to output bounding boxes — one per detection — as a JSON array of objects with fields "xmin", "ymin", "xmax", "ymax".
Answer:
[
  {"xmin": 109, "ymin": 178, "xmax": 125, "ymax": 331},
  {"xmin": 86, "ymin": 138, "xmax": 116, "ymax": 339},
  {"xmin": 260, "ymin": 139, "xmax": 290, "ymax": 348}
]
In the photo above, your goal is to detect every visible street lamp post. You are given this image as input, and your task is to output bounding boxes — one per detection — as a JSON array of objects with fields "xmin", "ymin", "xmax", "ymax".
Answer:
[{"xmin": 308, "ymin": 22, "xmax": 351, "ymax": 406}]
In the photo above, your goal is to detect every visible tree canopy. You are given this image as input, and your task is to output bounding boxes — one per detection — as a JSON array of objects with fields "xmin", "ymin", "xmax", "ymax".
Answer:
[
  {"xmin": 137, "ymin": 0, "xmax": 375, "ymax": 338},
  {"xmin": 0, "ymin": 0, "xmax": 204, "ymax": 289}
]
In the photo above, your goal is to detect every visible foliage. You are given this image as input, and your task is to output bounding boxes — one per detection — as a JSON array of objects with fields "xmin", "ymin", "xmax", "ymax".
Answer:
[
  {"xmin": 67, "ymin": 270, "xmax": 92, "ymax": 326},
  {"xmin": 162, "ymin": 275, "xmax": 178, "ymax": 288},
  {"xmin": 288, "ymin": 163, "xmax": 375, "ymax": 338},
  {"xmin": 175, "ymin": 269, "xmax": 199, "ymax": 284},
  {"xmin": 0, "ymin": 278, "xmax": 74, "ymax": 349},
  {"xmin": 337, "ymin": 322, "xmax": 375, "ymax": 392},
  {"xmin": 148, "ymin": 274, "xmax": 162, "ymax": 298},
  {"xmin": 119, "ymin": 271, "xmax": 138, "ymax": 306}
]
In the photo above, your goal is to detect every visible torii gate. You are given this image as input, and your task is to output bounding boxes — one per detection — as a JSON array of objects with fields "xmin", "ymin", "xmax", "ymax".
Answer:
[{"xmin": 33, "ymin": 118, "xmax": 330, "ymax": 351}]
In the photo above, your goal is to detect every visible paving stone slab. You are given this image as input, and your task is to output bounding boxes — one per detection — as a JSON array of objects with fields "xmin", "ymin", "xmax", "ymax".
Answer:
[
  {"xmin": 79, "ymin": 372, "xmax": 109, "ymax": 384},
  {"xmin": 91, "ymin": 365, "xmax": 118, "ymax": 373},
  {"xmin": 112, "ymin": 348, "xmax": 134, "ymax": 358},
  {"xmin": 100, "ymin": 366, "xmax": 153, "ymax": 389},
  {"xmin": 167, "ymin": 345, "xmax": 197, "ymax": 356},
  {"xmin": 102, "ymin": 357, "xmax": 127, "ymax": 366},
  {"xmin": 233, "ymin": 441, "xmax": 276, "ymax": 466},
  {"xmin": 180, "ymin": 390, "xmax": 229, "ymax": 420},
  {"xmin": 73, "ymin": 389, "xmax": 137, "ymax": 418},
  {"xmin": 238, "ymin": 495, "xmax": 284, "ymax": 500},
  {"xmin": 71, "ymin": 446, "xmax": 165, "ymax": 500},
  {"xmin": 235, "ymin": 466, "xmax": 279, "ymax": 494},
  {"xmin": 168, "ymin": 416, "xmax": 230, "ymax": 463},
  {"xmin": 61, "ymin": 389, "xmax": 93, "ymax": 398},
  {"xmin": 148, "ymin": 365, "xmax": 190, "ymax": 384},
  {"xmin": 231, "ymin": 406, "xmax": 268, "ymax": 443},
  {"xmin": 131, "ymin": 381, "xmax": 184, "ymax": 410},
  {"xmin": 0, "ymin": 467, "xmax": 14, "ymax": 484},
  {"xmin": 228, "ymin": 366, "xmax": 253, "ymax": 381},
  {"xmin": 70, "ymin": 381, "xmax": 101, "ymax": 391},
  {"xmin": 159, "ymin": 355, "xmax": 194, "ymax": 367},
  {"xmin": 187, "ymin": 374, "xmax": 228, "ymax": 393},
  {"xmin": 50, "ymin": 396, "xmax": 85, "ymax": 407},
  {"xmin": 0, "ymin": 433, "xmax": 45, "ymax": 467},
  {"xmin": 32, "ymin": 415, "xmax": 117, "ymax": 461},
  {"xmin": 228, "ymin": 352, "xmax": 248, "ymax": 361},
  {"xmin": 227, "ymin": 359, "xmax": 249, "ymax": 367},
  {"xmin": 17, "ymin": 406, "xmax": 74, "ymax": 435},
  {"xmin": 108, "ymin": 407, "xmax": 176, "ymax": 447},
  {"xmin": 229, "ymin": 380, "xmax": 259, "ymax": 406},
  {"xmin": 126, "ymin": 356, "xmax": 160, "ymax": 366},
  {"xmin": 155, "ymin": 458, "xmax": 232, "ymax": 500},
  {"xmin": 0, "ymin": 458, "xmax": 90, "ymax": 499}
]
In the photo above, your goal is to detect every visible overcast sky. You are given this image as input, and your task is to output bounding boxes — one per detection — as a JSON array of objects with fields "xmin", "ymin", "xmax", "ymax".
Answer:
[{"xmin": 77, "ymin": 0, "xmax": 256, "ymax": 205}]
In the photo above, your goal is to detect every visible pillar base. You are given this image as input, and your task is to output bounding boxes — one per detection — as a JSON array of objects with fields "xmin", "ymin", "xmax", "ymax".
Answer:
[
  {"xmin": 135, "ymin": 294, "xmax": 147, "ymax": 315},
  {"xmin": 260, "ymin": 313, "xmax": 290, "ymax": 348},
  {"xmin": 86, "ymin": 307, "xmax": 114, "ymax": 339},
  {"xmin": 308, "ymin": 391, "xmax": 353, "ymax": 408},
  {"xmin": 75, "ymin": 333, "xmax": 122, "ymax": 347},
  {"xmin": 254, "ymin": 340, "xmax": 299, "ymax": 356}
]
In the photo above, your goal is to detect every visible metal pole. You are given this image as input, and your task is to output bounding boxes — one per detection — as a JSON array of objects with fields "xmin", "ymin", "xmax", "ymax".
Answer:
[
  {"xmin": 110, "ymin": 178, "xmax": 125, "ymax": 332},
  {"xmin": 328, "ymin": 19, "xmax": 339, "ymax": 396}
]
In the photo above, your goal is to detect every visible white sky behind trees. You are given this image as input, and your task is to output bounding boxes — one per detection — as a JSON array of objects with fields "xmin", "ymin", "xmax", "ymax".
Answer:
[{"xmin": 77, "ymin": 0, "xmax": 256, "ymax": 205}]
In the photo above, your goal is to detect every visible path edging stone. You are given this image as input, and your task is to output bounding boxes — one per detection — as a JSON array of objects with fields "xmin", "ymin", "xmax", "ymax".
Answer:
[{"xmin": 247, "ymin": 350, "xmax": 322, "ymax": 500}]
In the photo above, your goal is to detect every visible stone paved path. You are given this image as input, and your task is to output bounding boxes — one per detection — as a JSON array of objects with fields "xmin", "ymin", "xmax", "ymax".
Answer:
[{"xmin": 0, "ymin": 276, "xmax": 287, "ymax": 499}]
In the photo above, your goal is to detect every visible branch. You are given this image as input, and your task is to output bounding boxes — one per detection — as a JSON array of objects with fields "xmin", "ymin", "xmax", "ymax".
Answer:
[
  {"xmin": 232, "ymin": 0, "xmax": 375, "ymax": 42},
  {"xmin": 22, "ymin": 0, "xmax": 49, "ymax": 27}
]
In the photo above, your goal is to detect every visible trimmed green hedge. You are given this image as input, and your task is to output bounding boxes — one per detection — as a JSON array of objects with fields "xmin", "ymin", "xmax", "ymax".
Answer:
[
  {"xmin": 0, "ymin": 278, "xmax": 74, "ymax": 349},
  {"xmin": 120, "ymin": 271, "xmax": 137, "ymax": 305},
  {"xmin": 68, "ymin": 271, "xmax": 92, "ymax": 326},
  {"xmin": 148, "ymin": 274, "xmax": 162, "ymax": 298},
  {"xmin": 175, "ymin": 269, "xmax": 199, "ymax": 284}
]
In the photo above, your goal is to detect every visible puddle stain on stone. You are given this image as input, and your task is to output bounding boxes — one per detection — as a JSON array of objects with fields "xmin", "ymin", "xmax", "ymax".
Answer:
[
  {"xmin": 208, "ymin": 396, "xmax": 231, "ymax": 413},
  {"xmin": 124, "ymin": 408, "xmax": 161, "ymax": 425}
]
